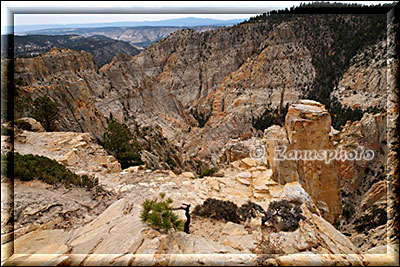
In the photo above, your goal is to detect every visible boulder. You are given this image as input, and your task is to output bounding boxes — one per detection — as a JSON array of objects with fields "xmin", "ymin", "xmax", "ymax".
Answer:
[
  {"xmin": 252, "ymin": 169, "xmax": 274, "ymax": 194},
  {"xmin": 235, "ymin": 171, "xmax": 252, "ymax": 186},
  {"xmin": 124, "ymin": 165, "xmax": 146, "ymax": 173},
  {"xmin": 168, "ymin": 170, "xmax": 178, "ymax": 178},
  {"xmin": 15, "ymin": 118, "xmax": 46, "ymax": 132},
  {"xmin": 240, "ymin": 158, "xmax": 257, "ymax": 168},
  {"xmin": 180, "ymin": 172, "xmax": 195, "ymax": 179},
  {"xmin": 264, "ymin": 124, "xmax": 293, "ymax": 183},
  {"xmin": 359, "ymin": 180, "xmax": 387, "ymax": 210},
  {"xmin": 60, "ymin": 149, "xmax": 80, "ymax": 166},
  {"xmin": 214, "ymin": 169, "xmax": 225, "ymax": 177},
  {"xmin": 108, "ymin": 161, "xmax": 122, "ymax": 173},
  {"xmin": 280, "ymin": 182, "xmax": 319, "ymax": 214},
  {"xmin": 221, "ymin": 234, "xmax": 255, "ymax": 252},
  {"xmin": 221, "ymin": 222, "xmax": 248, "ymax": 236},
  {"xmin": 124, "ymin": 166, "xmax": 140, "ymax": 173},
  {"xmin": 94, "ymin": 154, "xmax": 109, "ymax": 167}
]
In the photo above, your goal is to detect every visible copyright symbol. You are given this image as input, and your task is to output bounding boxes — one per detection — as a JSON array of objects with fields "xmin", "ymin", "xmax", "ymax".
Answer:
[{"xmin": 250, "ymin": 145, "xmax": 266, "ymax": 160}]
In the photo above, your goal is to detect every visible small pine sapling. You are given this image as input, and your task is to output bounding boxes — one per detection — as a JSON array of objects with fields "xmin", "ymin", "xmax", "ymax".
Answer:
[{"xmin": 140, "ymin": 193, "xmax": 184, "ymax": 233}]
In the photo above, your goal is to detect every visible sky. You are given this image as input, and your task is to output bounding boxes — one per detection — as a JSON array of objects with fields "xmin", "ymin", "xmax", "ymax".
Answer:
[{"xmin": 1, "ymin": 1, "xmax": 396, "ymax": 33}]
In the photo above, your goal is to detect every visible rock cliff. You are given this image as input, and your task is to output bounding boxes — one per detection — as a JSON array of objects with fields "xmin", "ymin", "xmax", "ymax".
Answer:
[
  {"xmin": 13, "ymin": 34, "xmax": 141, "ymax": 67},
  {"xmin": 15, "ymin": 48, "xmax": 109, "ymax": 137},
  {"xmin": 3, "ymin": 99, "xmax": 399, "ymax": 266},
  {"xmin": 262, "ymin": 100, "xmax": 342, "ymax": 224},
  {"xmin": 336, "ymin": 112, "xmax": 389, "ymax": 250},
  {"xmin": 2, "ymin": 142, "xmax": 398, "ymax": 265},
  {"xmin": 14, "ymin": 12, "xmax": 388, "ymax": 170},
  {"xmin": 285, "ymin": 100, "xmax": 342, "ymax": 224},
  {"xmin": 221, "ymin": 101, "xmax": 395, "ymax": 252},
  {"xmin": 331, "ymin": 40, "xmax": 387, "ymax": 110}
]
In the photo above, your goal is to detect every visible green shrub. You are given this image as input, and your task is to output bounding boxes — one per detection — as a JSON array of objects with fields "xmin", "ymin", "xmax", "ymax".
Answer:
[
  {"xmin": 14, "ymin": 96, "xmax": 32, "ymax": 115},
  {"xmin": 190, "ymin": 109, "xmax": 212, "ymax": 128},
  {"xmin": 140, "ymin": 192, "xmax": 184, "ymax": 233},
  {"xmin": 15, "ymin": 120, "xmax": 32, "ymax": 131},
  {"xmin": 199, "ymin": 167, "xmax": 218, "ymax": 178},
  {"xmin": 1, "ymin": 153, "xmax": 11, "ymax": 176},
  {"xmin": 1, "ymin": 124, "xmax": 12, "ymax": 136},
  {"xmin": 102, "ymin": 118, "xmax": 144, "ymax": 169},
  {"xmin": 32, "ymin": 95, "xmax": 59, "ymax": 131},
  {"xmin": 13, "ymin": 152, "xmax": 97, "ymax": 188},
  {"xmin": 193, "ymin": 198, "xmax": 275, "ymax": 225},
  {"xmin": 238, "ymin": 201, "xmax": 266, "ymax": 222}
]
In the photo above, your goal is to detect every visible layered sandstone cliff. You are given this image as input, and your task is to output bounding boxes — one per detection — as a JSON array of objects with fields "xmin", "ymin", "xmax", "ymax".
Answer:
[
  {"xmin": 14, "ymin": 49, "xmax": 186, "ymax": 173},
  {"xmin": 331, "ymin": 40, "xmax": 387, "ymax": 110},
  {"xmin": 14, "ymin": 14, "xmax": 388, "ymax": 170},
  {"xmin": 15, "ymin": 48, "xmax": 109, "ymax": 137}
]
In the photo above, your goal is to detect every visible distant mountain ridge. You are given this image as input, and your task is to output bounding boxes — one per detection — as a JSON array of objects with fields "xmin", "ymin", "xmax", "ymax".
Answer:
[
  {"xmin": 21, "ymin": 25, "xmax": 221, "ymax": 49},
  {"xmin": 14, "ymin": 17, "xmax": 247, "ymax": 33},
  {"xmin": 12, "ymin": 34, "xmax": 140, "ymax": 67}
]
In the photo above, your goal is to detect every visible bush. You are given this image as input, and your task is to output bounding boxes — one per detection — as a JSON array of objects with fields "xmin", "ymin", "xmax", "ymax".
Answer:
[
  {"xmin": 263, "ymin": 200, "xmax": 305, "ymax": 231},
  {"xmin": 193, "ymin": 198, "xmax": 306, "ymax": 230},
  {"xmin": 102, "ymin": 118, "xmax": 144, "ymax": 169},
  {"xmin": 1, "ymin": 152, "xmax": 11, "ymax": 176},
  {"xmin": 1, "ymin": 124, "xmax": 12, "ymax": 136},
  {"xmin": 193, "ymin": 199, "xmax": 267, "ymax": 223},
  {"xmin": 32, "ymin": 95, "xmax": 59, "ymax": 131},
  {"xmin": 192, "ymin": 198, "xmax": 242, "ymax": 223},
  {"xmin": 238, "ymin": 201, "xmax": 266, "ymax": 222},
  {"xmin": 199, "ymin": 167, "xmax": 218, "ymax": 178},
  {"xmin": 140, "ymin": 192, "xmax": 184, "ymax": 233},
  {"xmin": 190, "ymin": 109, "xmax": 212, "ymax": 128},
  {"xmin": 14, "ymin": 96, "xmax": 31, "ymax": 115},
  {"xmin": 13, "ymin": 152, "xmax": 97, "ymax": 188}
]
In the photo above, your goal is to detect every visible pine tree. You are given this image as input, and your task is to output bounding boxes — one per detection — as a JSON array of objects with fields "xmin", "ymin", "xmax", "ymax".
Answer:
[
  {"xmin": 102, "ymin": 118, "xmax": 143, "ymax": 168},
  {"xmin": 32, "ymin": 95, "xmax": 59, "ymax": 131},
  {"xmin": 140, "ymin": 193, "xmax": 184, "ymax": 233}
]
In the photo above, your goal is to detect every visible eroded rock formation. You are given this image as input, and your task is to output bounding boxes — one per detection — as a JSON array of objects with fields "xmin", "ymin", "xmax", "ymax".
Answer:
[{"xmin": 265, "ymin": 100, "xmax": 342, "ymax": 224}]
